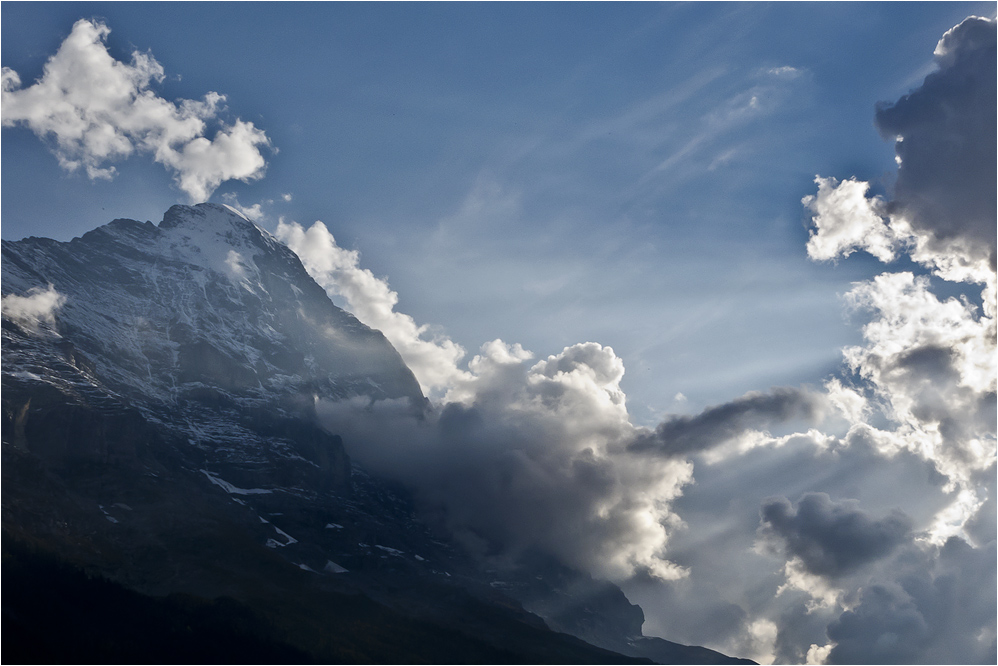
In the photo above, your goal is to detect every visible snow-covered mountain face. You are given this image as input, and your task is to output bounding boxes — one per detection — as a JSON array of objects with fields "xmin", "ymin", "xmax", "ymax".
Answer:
[{"xmin": 2, "ymin": 203, "xmax": 423, "ymax": 484}]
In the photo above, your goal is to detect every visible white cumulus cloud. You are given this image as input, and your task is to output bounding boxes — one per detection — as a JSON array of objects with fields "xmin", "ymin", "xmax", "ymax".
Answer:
[
  {"xmin": 802, "ymin": 176, "xmax": 901, "ymax": 263},
  {"xmin": 1, "ymin": 18, "xmax": 271, "ymax": 202}
]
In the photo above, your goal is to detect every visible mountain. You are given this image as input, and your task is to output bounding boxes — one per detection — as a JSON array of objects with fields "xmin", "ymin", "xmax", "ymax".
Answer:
[{"xmin": 2, "ymin": 203, "xmax": 750, "ymax": 664}]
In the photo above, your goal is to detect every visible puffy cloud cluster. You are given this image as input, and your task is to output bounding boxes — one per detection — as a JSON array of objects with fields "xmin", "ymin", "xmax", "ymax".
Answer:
[
  {"xmin": 274, "ymin": 216, "xmax": 695, "ymax": 579},
  {"xmin": 803, "ymin": 176, "xmax": 901, "ymax": 263},
  {"xmin": 274, "ymin": 219, "xmax": 472, "ymax": 398},
  {"xmin": 624, "ymin": 17, "xmax": 995, "ymax": 664},
  {"xmin": 761, "ymin": 17, "xmax": 996, "ymax": 663},
  {"xmin": 277, "ymin": 216, "xmax": 699, "ymax": 582},
  {"xmin": 877, "ymin": 17, "xmax": 997, "ymax": 276},
  {"xmin": 798, "ymin": 18, "xmax": 996, "ymax": 496},
  {"xmin": 841, "ymin": 272, "xmax": 996, "ymax": 489},
  {"xmin": 317, "ymin": 340, "xmax": 692, "ymax": 582},
  {"xmin": 1, "ymin": 19, "xmax": 270, "ymax": 201},
  {"xmin": 800, "ymin": 16, "xmax": 996, "ymax": 500},
  {"xmin": 822, "ymin": 537, "xmax": 996, "ymax": 665},
  {"xmin": 1, "ymin": 284, "xmax": 66, "ymax": 334}
]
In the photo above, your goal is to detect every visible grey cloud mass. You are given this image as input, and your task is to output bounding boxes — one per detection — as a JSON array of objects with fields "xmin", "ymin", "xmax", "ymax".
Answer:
[
  {"xmin": 315, "ymin": 340, "xmax": 693, "ymax": 583},
  {"xmin": 630, "ymin": 387, "xmax": 823, "ymax": 456},
  {"xmin": 875, "ymin": 16, "xmax": 997, "ymax": 267},
  {"xmin": 760, "ymin": 493, "xmax": 913, "ymax": 578}
]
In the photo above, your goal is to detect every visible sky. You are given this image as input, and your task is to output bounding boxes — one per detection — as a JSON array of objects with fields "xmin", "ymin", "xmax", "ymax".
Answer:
[{"xmin": 2, "ymin": 3, "xmax": 996, "ymax": 664}]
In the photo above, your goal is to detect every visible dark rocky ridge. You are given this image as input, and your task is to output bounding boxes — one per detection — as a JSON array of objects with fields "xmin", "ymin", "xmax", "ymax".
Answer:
[{"xmin": 2, "ymin": 204, "xmax": 751, "ymax": 664}]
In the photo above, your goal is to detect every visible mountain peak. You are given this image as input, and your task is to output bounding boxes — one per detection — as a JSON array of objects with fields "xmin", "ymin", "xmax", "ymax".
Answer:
[
  {"xmin": 3, "ymin": 204, "xmax": 425, "ymax": 411},
  {"xmin": 151, "ymin": 203, "xmax": 288, "ymax": 281},
  {"xmin": 160, "ymin": 202, "xmax": 270, "ymax": 252},
  {"xmin": 161, "ymin": 202, "xmax": 257, "ymax": 232}
]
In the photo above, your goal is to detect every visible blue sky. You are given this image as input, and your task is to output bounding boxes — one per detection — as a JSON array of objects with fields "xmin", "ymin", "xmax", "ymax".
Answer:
[
  {"xmin": 3, "ymin": 5, "xmax": 996, "ymax": 663},
  {"xmin": 3, "ymin": 1, "xmax": 989, "ymax": 423}
]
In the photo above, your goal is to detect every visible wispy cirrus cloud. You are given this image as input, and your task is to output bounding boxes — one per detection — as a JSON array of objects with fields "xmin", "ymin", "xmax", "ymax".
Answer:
[{"xmin": 1, "ymin": 19, "xmax": 271, "ymax": 202}]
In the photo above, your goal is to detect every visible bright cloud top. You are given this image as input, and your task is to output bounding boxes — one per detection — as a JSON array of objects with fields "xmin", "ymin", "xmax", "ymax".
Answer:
[
  {"xmin": 1, "ymin": 19, "xmax": 271, "ymax": 202},
  {"xmin": 275, "ymin": 219, "xmax": 472, "ymax": 398},
  {"xmin": 805, "ymin": 16, "xmax": 997, "ymax": 289}
]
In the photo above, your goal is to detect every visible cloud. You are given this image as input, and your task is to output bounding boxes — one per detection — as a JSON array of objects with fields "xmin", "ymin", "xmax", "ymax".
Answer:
[
  {"xmin": 630, "ymin": 387, "xmax": 824, "ymax": 457},
  {"xmin": 275, "ymin": 212, "xmax": 697, "ymax": 582},
  {"xmin": 840, "ymin": 271, "xmax": 996, "ymax": 489},
  {"xmin": 720, "ymin": 17, "xmax": 998, "ymax": 663},
  {"xmin": 802, "ymin": 176, "xmax": 901, "ymax": 263},
  {"xmin": 765, "ymin": 66, "xmax": 804, "ymax": 79},
  {"xmin": 316, "ymin": 341, "xmax": 693, "ymax": 582},
  {"xmin": 802, "ymin": 16, "xmax": 996, "ymax": 288},
  {"xmin": 824, "ymin": 537, "xmax": 997, "ymax": 665},
  {"xmin": 801, "ymin": 13, "xmax": 996, "ymax": 506},
  {"xmin": 220, "ymin": 193, "xmax": 270, "ymax": 222},
  {"xmin": 760, "ymin": 493, "xmax": 913, "ymax": 578},
  {"xmin": 875, "ymin": 16, "xmax": 997, "ymax": 274},
  {"xmin": 621, "ymin": 429, "xmax": 982, "ymax": 664},
  {"xmin": 1, "ymin": 19, "xmax": 271, "ymax": 202},
  {"xmin": 1, "ymin": 284, "xmax": 66, "ymax": 334},
  {"xmin": 624, "ymin": 17, "xmax": 996, "ymax": 663},
  {"xmin": 274, "ymin": 219, "xmax": 472, "ymax": 398}
]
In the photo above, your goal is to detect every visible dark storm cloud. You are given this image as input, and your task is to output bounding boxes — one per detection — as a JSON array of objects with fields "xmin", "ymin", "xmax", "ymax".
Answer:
[
  {"xmin": 629, "ymin": 387, "xmax": 822, "ymax": 456},
  {"xmin": 760, "ymin": 493, "xmax": 913, "ymax": 578},
  {"xmin": 875, "ymin": 16, "xmax": 997, "ymax": 265}
]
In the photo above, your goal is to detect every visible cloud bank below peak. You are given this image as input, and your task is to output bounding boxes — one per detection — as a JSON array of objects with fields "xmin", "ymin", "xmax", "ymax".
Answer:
[{"xmin": 1, "ymin": 19, "xmax": 271, "ymax": 202}]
